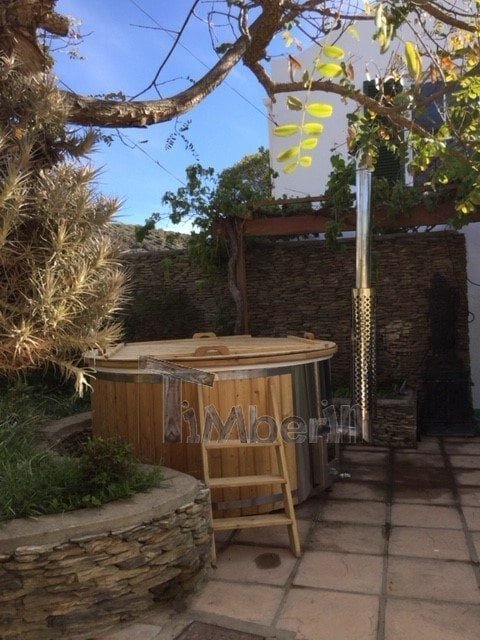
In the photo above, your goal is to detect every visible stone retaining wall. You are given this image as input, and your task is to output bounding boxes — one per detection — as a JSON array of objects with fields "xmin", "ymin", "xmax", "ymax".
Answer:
[{"xmin": 0, "ymin": 469, "xmax": 211, "ymax": 640}]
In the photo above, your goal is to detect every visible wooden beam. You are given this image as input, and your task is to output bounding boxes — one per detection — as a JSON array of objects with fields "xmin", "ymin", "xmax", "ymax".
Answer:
[{"xmin": 214, "ymin": 204, "xmax": 480, "ymax": 238}]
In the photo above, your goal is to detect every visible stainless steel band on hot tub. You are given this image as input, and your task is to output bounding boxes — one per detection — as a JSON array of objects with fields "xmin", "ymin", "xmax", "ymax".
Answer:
[{"xmin": 89, "ymin": 358, "xmax": 332, "ymax": 383}]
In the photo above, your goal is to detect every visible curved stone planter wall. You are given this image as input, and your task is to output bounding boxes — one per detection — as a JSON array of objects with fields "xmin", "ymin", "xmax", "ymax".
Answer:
[{"xmin": 0, "ymin": 468, "xmax": 211, "ymax": 640}]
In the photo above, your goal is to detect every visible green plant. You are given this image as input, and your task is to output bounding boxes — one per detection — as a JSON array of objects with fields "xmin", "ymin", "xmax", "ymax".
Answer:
[
  {"xmin": 0, "ymin": 384, "xmax": 161, "ymax": 520},
  {"xmin": 0, "ymin": 56, "xmax": 125, "ymax": 394}
]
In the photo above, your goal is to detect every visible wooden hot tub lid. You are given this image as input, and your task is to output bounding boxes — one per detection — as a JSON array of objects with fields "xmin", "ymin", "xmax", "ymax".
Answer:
[{"xmin": 85, "ymin": 335, "xmax": 337, "ymax": 370}]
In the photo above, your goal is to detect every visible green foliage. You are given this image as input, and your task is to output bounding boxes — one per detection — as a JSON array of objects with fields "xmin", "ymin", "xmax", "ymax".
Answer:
[
  {"xmin": 0, "ymin": 385, "xmax": 161, "ymax": 520},
  {"xmin": 0, "ymin": 56, "xmax": 125, "ymax": 394},
  {"xmin": 323, "ymin": 155, "xmax": 355, "ymax": 247},
  {"xmin": 138, "ymin": 147, "xmax": 274, "ymax": 276},
  {"xmin": 273, "ymin": 44, "xmax": 343, "ymax": 173}
]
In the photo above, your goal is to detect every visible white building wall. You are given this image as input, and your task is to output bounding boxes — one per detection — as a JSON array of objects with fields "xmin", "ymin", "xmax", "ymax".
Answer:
[{"xmin": 268, "ymin": 17, "xmax": 480, "ymax": 409}]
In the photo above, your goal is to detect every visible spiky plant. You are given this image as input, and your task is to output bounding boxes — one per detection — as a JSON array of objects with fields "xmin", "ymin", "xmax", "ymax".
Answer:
[{"xmin": 0, "ymin": 56, "xmax": 125, "ymax": 393}]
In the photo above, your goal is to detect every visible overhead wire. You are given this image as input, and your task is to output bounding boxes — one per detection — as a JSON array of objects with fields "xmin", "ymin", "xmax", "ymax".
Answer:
[{"xmin": 127, "ymin": 0, "xmax": 275, "ymax": 124}]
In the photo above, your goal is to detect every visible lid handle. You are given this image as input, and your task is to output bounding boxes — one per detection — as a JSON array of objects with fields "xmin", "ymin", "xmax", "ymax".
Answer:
[
  {"xmin": 192, "ymin": 332, "xmax": 217, "ymax": 339},
  {"xmin": 194, "ymin": 345, "xmax": 230, "ymax": 356}
]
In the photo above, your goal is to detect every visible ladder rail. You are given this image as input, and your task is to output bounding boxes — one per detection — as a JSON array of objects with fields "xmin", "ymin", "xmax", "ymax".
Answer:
[{"xmin": 198, "ymin": 376, "xmax": 301, "ymax": 562}]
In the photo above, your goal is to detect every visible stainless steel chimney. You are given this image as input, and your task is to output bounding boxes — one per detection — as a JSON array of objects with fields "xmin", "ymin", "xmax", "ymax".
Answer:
[{"xmin": 352, "ymin": 164, "xmax": 376, "ymax": 442}]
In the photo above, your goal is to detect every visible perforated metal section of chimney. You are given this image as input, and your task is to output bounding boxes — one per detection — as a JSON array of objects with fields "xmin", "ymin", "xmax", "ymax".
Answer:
[{"xmin": 352, "ymin": 165, "xmax": 377, "ymax": 442}]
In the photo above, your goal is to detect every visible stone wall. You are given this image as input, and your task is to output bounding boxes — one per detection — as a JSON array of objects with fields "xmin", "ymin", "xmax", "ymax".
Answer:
[
  {"xmin": 120, "ymin": 231, "xmax": 472, "ymax": 432},
  {"xmin": 0, "ymin": 470, "xmax": 211, "ymax": 640},
  {"xmin": 245, "ymin": 232, "xmax": 470, "ymax": 390},
  {"xmin": 120, "ymin": 250, "xmax": 234, "ymax": 340}
]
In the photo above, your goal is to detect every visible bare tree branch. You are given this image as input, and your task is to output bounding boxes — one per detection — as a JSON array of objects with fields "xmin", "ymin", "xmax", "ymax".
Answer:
[{"xmin": 420, "ymin": 1, "xmax": 476, "ymax": 33}]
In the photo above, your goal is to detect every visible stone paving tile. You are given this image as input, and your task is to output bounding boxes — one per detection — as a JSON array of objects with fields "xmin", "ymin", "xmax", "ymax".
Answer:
[
  {"xmin": 415, "ymin": 439, "xmax": 442, "ymax": 454},
  {"xmin": 277, "ymin": 587, "xmax": 379, "ymax": 640},
  {"xmin": 394, "ymin": 465, "xmax": 451, "ymax": 486},
  {"xmin": 309, "ymin": 521, "xmax": 385, "ymax": 555},
  {"xmin": 394, "ymin": 453, "xmax": 445, "ymax": 468},
  {"xmin": 293, "ymin": 550, "xmax": 383, "ymax": 594},
  {"xmin": 95, "ymin": 623, "xmax": 163, "ymax": 640},
  {"xmin": 213, "ymin": 545, "xmax": 297, "ymax": 586},
  {"xmin": 388, "ymin": 526, "xmax": 470, "ymax": 560},
  {"xmin": 233, "ymin": 519, "xmax": 311, "ymax": 549},
  {"xmin": 458, "ymin": 486, "xmax": 480, "ymax": 507},
  {"xmin": 444, "ymin": 442, "xmax": 480, "ymax": 456},
  {"xmin": 384, "ymin": 599, "xmax": 480, "ymax": 640},
  {"xmin": 471, "ymin": 532, "xmax": 480, "ymax": 558},
  {"xmin": 341, "ymin": 450, "xmax": 389, "ymax": 466},
  {"xmin": 462, "ymin": 506, "xmax": 480, "ymax": 531},
  {"xmin": 328, "ymin": 481, "xmax": 387, "ymax": 502},
  {"xmin": 188, "ymin": 581, "xmax": 283, "ymax": 626},
  {"xmin": 343, "ymin": 445, "xmax": 389, "ymax": 452},
  {"xmin": 454, "ymin": 469, "xmax": 480, "ymax": 486},
  {"xmin": 294, "ymin": 497, "xmax": 322, "ymax": 520},
  {"xmin": 390, "ymin": 504, "xmax": 463, "ymax": 529},
  {"xmin": 393, "ymin": 484, "xmax": 455, "ymax": 505},
  {"xmin": 342, "ymin": 464, "xmax": 388, "ymax": 483},
  {"xmin": 449, "ymin": 455, "xmax": 480, "ymax": 469},
  {"xmin": 320, "ymin": 499, "xmax": 387, "ymax": 525},
  {"xmin": 387, "ymin": 557, "xmax": 480, "ymax": 603}
]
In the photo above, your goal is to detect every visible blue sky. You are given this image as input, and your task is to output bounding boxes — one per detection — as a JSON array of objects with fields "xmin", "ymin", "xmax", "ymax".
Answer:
[{"xmin": 53, "ymin": 1, "xmax": 271, "ymax": 229}]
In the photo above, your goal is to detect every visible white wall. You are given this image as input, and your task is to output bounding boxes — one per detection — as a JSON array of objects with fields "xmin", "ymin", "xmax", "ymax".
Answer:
[
  {"xmin": 268, "ymin": 20, "xmax": 416, "ymax": 198},
  {"xmin": 268, "ymin": 14, "xmax": 480, "ymax": 409}
]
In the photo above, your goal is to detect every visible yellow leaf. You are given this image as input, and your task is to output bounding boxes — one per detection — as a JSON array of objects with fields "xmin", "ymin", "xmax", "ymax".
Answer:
[
  {"xmin": 301, "ymin": 137, "xmax": 318, "ymax": 150},
  {"xmin": 305, "ymin": 102, "xmax": 333, "ymax": 118},
  {"xmin": 405, "ymin": 41, "xmax": 422, "ymax": 81},
  {"xmin": 315, "ymin": 62, "xmax": 343, "ymax": 77},
  {"xmin": 276, "ymin": 146, "xmax": 300, "ymax": 162},
  {"xmin": 303, "ymin": 122, "xmax": 324, "ymax": 135},
  {"xmin": 299, "ymin": 156, "xmax": 313, "ymax": 167},
  {"xmin": 273, "ymin": 124, "xmax": 301, "ymax": 137},
  {"xmin": 323, "ymin": 44, "xmax": 345, "ymax": 60},
  {"xmin": 283, "ymin": 162, "xmax": 298, "ymax": 174}
]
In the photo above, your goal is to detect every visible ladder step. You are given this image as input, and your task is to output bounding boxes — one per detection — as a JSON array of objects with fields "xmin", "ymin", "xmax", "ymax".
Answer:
[
  {"xmin": 208, "ymin": 474, "xmax": 286, "ymax": 489},
  {"xmin": 213, "ymin": 513, "xmax": 293, "ymax": 531},
  {"xmin": 204, "ymin": 440, "xmax": 280, "ymax": 449}
]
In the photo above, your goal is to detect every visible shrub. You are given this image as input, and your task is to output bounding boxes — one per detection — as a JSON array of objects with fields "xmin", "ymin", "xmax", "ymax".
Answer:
[{"xmin": 0, "ymin": 386, "xmax": 162, "ymax": 520}]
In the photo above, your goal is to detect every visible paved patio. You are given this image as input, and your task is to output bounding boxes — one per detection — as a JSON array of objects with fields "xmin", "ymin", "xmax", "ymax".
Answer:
[{"xmin": 95, "ymin": 437, "xmax": 480, "ymax": 640}]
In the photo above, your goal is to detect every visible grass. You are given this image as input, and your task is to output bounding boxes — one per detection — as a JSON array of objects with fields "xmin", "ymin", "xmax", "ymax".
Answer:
[{"xmin": 0, "ymin": 379, "xmax": 162, "ymax": 521}]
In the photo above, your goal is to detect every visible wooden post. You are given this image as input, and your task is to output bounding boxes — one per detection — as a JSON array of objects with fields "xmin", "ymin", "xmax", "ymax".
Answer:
[{"xmin": 236, "ymin": 220, "xmax": 249, "ymax": 334}]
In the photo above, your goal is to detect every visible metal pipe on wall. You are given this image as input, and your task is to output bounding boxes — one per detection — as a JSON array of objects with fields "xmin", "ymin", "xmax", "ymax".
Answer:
[{"xmin": 352, "ymin": 164, "xmax": 377, "ymax": 442}]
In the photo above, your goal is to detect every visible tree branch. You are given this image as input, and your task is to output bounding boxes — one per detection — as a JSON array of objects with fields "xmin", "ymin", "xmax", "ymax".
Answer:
[
  {"xmin": 273, "ymin": 79, "xmax": 435, "ymax": 138},
  {"xmin": 420, "ymin": 1, "xmax": 476, "ymax": 33}
]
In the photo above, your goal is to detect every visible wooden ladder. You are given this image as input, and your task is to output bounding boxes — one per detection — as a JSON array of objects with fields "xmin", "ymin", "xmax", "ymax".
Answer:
[{"xmin": 197, "ymin": 379, "xmax": 301, "ymax": 564}]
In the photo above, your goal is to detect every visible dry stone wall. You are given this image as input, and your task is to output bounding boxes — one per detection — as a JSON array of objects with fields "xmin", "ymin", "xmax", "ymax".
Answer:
[
  {"xmin": 120, "ymin": 231, "xmax": 472, "ymax": 432},
  {"xmin": 0, "ymin": 471, "xmax": 211, "ymax": 640}
]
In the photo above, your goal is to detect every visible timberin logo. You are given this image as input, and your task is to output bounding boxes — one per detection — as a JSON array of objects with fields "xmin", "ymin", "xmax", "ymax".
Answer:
[{"xmin": 138, "ymin": 355, "xmax": 360, "ymax": 444}]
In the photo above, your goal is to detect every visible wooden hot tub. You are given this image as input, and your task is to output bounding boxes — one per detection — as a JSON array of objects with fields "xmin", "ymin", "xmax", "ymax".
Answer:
[{"xmin": 86, "ymin": 334, "xmax": 337, "ymax": 515}]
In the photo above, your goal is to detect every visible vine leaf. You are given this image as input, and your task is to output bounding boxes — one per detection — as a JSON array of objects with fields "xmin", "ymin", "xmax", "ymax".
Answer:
[
  {"xmin": 315, "ymin": 61, "xmax": 343, "ymax": 77},
  {"xmin": 273, "ymin": 124, "xmax": 301, "ymax": 137},
  {"xmin": 299, "ymin": 156, "xmax": 312, "ymax": 167},
  {"xmin": 301, "ymin": 137, "xmax": 319, "ymax": 149},
  {"xmin": 276, "ymin": 146, "xmax": 300, "ymax": 162},
  {"xmin": 305, "ymin": 102, "xmax": 334, "ymax": 118},
  {"xmin": 405, "ymin": 41, "xmax": 422, "ymax": 81},
  {"xmin": 286, "ymin": 96, "xmax": 304, "ymax": 111},
  {"xmin": 303, "ymin": 122, "xmax": 324, "ymax": 135},
  {"xmin": 323, "ymin": 44, "xmax": 345, "ymax": 60},
  {"xmin": 284, "ymin": 162, "xmax": 298, "ymax": 174}
]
